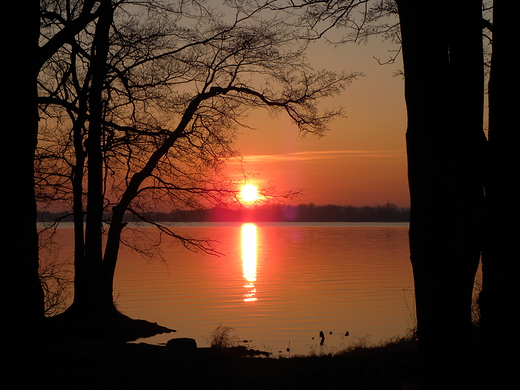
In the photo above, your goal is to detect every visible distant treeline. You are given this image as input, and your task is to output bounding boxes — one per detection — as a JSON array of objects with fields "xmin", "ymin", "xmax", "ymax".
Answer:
[{"xmin": 38, "ymin": 203, "xmax": 410, "ymax": 223}]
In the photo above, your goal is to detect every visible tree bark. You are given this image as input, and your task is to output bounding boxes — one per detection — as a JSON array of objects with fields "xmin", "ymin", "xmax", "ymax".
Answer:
[
  {"xmin": 396, "ymin": 1, "xmax": 486, "ymax": 388},
  {"xmin": 479, "ymin": 0, "xmax": 520, "ymax": 387}
]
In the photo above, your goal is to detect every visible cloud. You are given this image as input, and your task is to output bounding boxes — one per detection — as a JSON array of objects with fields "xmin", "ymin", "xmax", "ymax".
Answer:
[{"xmin": 235, "ymin": 150, "xmax": 404, "ymax": 163}]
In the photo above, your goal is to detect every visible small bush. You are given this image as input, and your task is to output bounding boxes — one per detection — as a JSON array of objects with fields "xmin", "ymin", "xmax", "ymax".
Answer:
[{"xmin": 206, "ymin": 323, "xmax": 239, "ymax": 350}]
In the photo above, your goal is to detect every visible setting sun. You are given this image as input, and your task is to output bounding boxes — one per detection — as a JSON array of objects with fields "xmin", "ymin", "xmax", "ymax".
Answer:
[{"xmin": 240, "ymin": 184, "xmax": 259, "ymax": 202}]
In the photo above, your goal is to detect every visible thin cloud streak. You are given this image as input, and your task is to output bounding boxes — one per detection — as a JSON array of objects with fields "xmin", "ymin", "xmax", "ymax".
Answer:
[{"xmin": 231, "ymin": 150, "xmax": 404, "ymax": 164}]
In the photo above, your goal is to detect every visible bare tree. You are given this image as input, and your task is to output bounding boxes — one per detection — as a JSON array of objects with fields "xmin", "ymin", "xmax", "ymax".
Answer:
[
  {"xmin": 4, "ymin": 1, "xmax": 43, "ymax": 380},
  {"xmin": 255, "ymin": 1, "xmax": 512, "ymax": 388},
  {"xmin": 38, "ymin": 0, "xmax": 356, "ymax": 330},
  {"xmin": 3, "ymin": 0, "xmax": 100, "ymax": 378},
  {"xmin": 479, "ymin": 1, "xmax": 520, "ymax": 387},
  {"xmin": 396, "ymin": 2, "xmax": 485, "ymax": 388}
]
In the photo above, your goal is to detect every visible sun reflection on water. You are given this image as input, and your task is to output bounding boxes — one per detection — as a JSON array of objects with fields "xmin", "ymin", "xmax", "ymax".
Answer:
[{"xmin": 241, "ymin": 223, "xmax": 258, "ymax": 302}]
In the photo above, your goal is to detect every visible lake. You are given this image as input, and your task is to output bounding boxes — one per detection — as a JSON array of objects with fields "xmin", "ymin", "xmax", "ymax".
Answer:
[{"xmin": 49, "ymin": 222, "xmax": 414, "ymax": 356}]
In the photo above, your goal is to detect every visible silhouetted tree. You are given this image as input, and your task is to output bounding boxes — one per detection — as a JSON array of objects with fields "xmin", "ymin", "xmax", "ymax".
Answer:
[
  {"xmin": 256, "ymin": 1, "xmax": 512, "ymax": 388},
  {"xmin": 396, "ymin": 2, "xmax": 486, "ymax": 387},
  {"xmin": 479, "ymin": 1, "xmax": 520, "ymax": 387},
  {"xmin": 37, "ymin": 0, "xmax": 354, "ymax": 324},
  {"xmin": 3, "ymin": 0, "xmax": 99, "ymax": 379},
  {"xmin": 3, "ymin": 1, "xmax": 43, "ymax": 380}
]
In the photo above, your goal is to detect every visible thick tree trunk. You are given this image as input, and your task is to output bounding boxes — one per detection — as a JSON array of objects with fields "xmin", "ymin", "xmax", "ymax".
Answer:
[
  {"xmin": 3, "ymin": 0, "xmax": 45, "ymax": 380},
  {"xmin": 396, "ymin": 1, "xmax": 485, "ymax": 388},
  {"xmin": 479, "ymin": 1, "xmax": 520, "ymax": 387}
]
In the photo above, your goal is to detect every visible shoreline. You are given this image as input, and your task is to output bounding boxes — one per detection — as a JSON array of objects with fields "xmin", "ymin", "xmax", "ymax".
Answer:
[{"xmin": 46, "ymin": 334, "xmax": 420, "ymax": 389}]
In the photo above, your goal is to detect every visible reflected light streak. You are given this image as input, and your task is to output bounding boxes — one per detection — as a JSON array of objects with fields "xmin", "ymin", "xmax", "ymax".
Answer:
[{"xmin": 241, "ymin": 223, "xmax": 258, "ymax": 302}]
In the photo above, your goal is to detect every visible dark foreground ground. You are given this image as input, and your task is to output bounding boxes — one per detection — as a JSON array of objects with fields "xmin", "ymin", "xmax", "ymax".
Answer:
[
  {"xmin": 46, "ymin": 336, "xmax": 420, "ymax": 390},
  {"xmin": 41, "ymin": 313, "xmax": 419, "ymax": 389}
]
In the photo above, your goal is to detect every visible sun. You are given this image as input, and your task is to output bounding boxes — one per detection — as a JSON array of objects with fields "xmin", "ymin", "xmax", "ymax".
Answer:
[{"xmin": 240, "ymin": 183, "xmax": 260, "ymax": 202}]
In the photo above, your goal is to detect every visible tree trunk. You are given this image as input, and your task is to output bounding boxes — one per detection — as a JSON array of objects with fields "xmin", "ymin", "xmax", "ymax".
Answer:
[
  {"xmin": 479, "ymin": 1, "xmax": 520, "ymax": 387},
  {"xmin": 396, "ymin": 1, "xmax": 485, "ymax": 388},
  {"xmin": 72, "ymin": 101, "xmax": 88, "ymax": 305},
  {"xmin": 101, "ymin": 88, "xmax": 218, "ymax": 296},
  {"xmin": 71, "ymin": 0, "xmax": 116, "ymax": 315},
  {"xmin": 3, "ymin": 0, "xmax": 45, "ymax": 380},
  {"xmin": 70, "ymin": 0, "xmax": 206, "ymax": 313}
]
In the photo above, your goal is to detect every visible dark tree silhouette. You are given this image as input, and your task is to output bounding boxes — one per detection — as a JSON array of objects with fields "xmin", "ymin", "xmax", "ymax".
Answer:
[
  {"xmin": 395, "ymin": 1, "xmax": 486, "ymax": 387},
  {"xmin": 38, "ymin": 0, "xmax": 354, "ymax": 334},
  {"xmin": 255, "ymin": 0, "xmax": 515, "ymax": 387},
  {"xmin": 3, "ymin": 1, "xmax": 43, "ymax": 380},
  {"xmin": 479, "ymin": 1, "xmax": 520, "ymax": 387},
  {"xmin": 3, "ymin": 0, "xmax": 98, "ymax": 379}
]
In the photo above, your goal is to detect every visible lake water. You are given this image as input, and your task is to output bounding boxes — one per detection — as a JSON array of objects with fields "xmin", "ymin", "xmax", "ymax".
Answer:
[{"xmin": 50, "ymin": 222, "xmax": 414, "ymax": 356}]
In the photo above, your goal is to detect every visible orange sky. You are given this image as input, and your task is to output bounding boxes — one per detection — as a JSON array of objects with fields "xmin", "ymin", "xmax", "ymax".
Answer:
[{"xmin": 227, "ymin": 39, "xmax": 409, "ymax": 207}]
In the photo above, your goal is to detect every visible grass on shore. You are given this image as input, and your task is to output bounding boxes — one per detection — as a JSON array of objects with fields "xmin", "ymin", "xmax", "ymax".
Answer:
[{"xmin": 46, "ymin": 333, "xmax": 420, "ymax": 390}]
